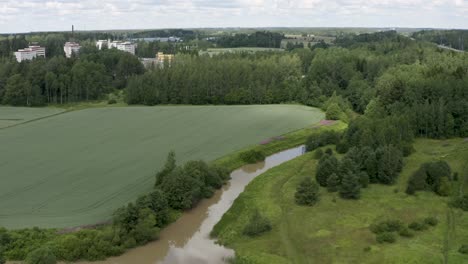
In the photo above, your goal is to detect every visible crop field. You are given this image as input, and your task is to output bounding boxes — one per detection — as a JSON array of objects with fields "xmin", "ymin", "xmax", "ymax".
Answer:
[
  {"xmin": 0, "ymin": 107, "xmax": 65, "ymax": 128},
  {"xmin": 0, "ymin": 105, "xmax": 323, "ymax": 229},
  {"xmin": 213, "ymin": 138, "xmax": 468, "ymax": 263}
]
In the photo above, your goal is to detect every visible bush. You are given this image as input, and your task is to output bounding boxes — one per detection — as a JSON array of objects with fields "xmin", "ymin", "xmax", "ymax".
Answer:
[
  {"xmin": 450, "ymin": 195, "xmax": 468, "ymax": 211},
  {"xmin": 314, "ymin": 149, "xmax": 324, "ymax": 159},
  {"xmin": 376, "ymin": 232, "xmax": 397, "ymax": 243},
  {"xmin": 305, "ymin": 131, "xmax": 341, "ymax": 152},
  {"xmin": 459, "ymin": 245, "xmax": 468, "ymax": 254},
  {"xmin": 452, "ymin": 172, "xmax": 459, "ymax": 181},
  {"xmin": 370, "ymin": 220, "xmax": 404, "ymax": 234},
  {"xmin": 295, "ymin": 178, "xmax": 320, "ymax": 206},
  {"xmin": 108, "ymin": 99, "xmax": 117, "ymax": 104},
  {"xmin": 243, "ymin": 210, "xmax": 272, "ymax": 237},
  {"xmin": 325, "ymin": 148, "xmax": 333, "ymax": 155},
  {"xmin": 239, "ymin": 150, "xmax": 265, "ymax": 164},
  {"xmin": 26, "ymin": 247, "xmax": 57, "ymax": 264},
  {"xmin": 359, "ymin": 171, "xmax": 370, "ymax": 188},
  {"xmin": 326, "ymin": 103, "xmax": 342, "ymax": 120},
  {"xmin": 408, "ymin": 221, "xmax": 428, "ymax": 231},
  {"xmin": 398, "ymin": 227, "xmax": 415, "ymax": 238},
  {"xmin": 423, "ymin": 217, "xmax": 438, "ymax": 227}
]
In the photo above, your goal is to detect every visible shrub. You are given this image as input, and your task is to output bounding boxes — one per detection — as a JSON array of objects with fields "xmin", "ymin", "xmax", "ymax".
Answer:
[
  {"xmin": 452, "ymin": 172, "xmax": 459, "ymax": 181},
  {"xmin": 326, "ymin": 103, "xmax": 342, "ymax": 120},
  {"xmin": 326, "ymin": 173, "xmax": 340, "ymax": 192},
  {"xmin": 398, "ymin": 227, "xmax": 415, "ymax": 238},
  {"xmin": 408, "ymin": 221, "xmax": 428, "ymax": 231},
  {"xmin": 305, "ymin": 131, "xmax": 341, "ymax": 152},
  {"xmin": 325, "ymin": 148, "xmax": 333, "ymax": 155},
  {"xmin": 314, "ymin": 149, "xmax": 324, "ymax": 159},
  {"xmin": 339, "ymin": 172, "xmax": 361, "ymax": 199},
  {"xmin": 108, "ymin": 99, "xmax": 117, "ymax": 104},
  {"xmin": 315, "ymin": 154, "xmax": 339, "ymax": 187},
  {"xmin": 239, "ymin": 150, "xmax": 265, "ymax": 164},
  {"xmin": 363, "ymin": 246, "xmax": 371, "ymax": 252},
  {"xmin": 459, "ymin": 245, "xmax": 468, "ymax": 254},
  {"xmin": 243, "ymin": 210, "xmax": 272, "ymax": 237},
  {"xmin": 376, "ymin": 232, "xmax": 397, "ymax": 243},
  {"xmin": 25, "ymin": 247, "xmax": 57, "ymax": 264},
  {"xmin": 423, "ymin": 217, "xmax": 438, "ymax": 226},
  {"xmin": 450, "ymin": 195, "xmax": 468, "ymax": 211},
  {"xmin": 295, "ymin": 178, "xmax": 320, "ymax": 206},
  {"xmin": 359, "ymin": 171, "xmax": 370, "ymax": 188},
  {"xmin": 370, "ymin": 220, "xmax": 404, "ymax": 234}
]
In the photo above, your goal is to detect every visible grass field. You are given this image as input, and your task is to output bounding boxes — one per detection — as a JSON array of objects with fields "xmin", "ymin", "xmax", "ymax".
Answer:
[
  {"xmin": 0, "ymin": 107, "xmax": 65, "ymax": 128},
  {"xmin": 213, "ymin": 138, "xmax": 468, "ymax": 264},
  {"xmin": 0, "ymin": 105, "xmax": 323, "ymax": 229},
  {"xmin": 199, "ymin": 47, "xmax": 284, "ymax": 56}
]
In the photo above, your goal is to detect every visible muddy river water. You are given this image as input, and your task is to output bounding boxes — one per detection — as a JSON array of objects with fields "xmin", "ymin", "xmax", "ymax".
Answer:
[{"xmin": 78, "ymin": 145, "xmax": 306, "ymax": 264}]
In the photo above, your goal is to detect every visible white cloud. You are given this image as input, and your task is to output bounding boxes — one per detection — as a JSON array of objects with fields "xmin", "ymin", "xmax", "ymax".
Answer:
[{"xmin": 0, "ymin": 0, "xmax": 466, "ymax": 32}]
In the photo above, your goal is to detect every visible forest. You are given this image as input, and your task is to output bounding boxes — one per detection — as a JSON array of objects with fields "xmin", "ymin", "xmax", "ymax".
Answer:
[{"xmin": 412, "ymin": 29, "xmax": 468, "ymax": 51}]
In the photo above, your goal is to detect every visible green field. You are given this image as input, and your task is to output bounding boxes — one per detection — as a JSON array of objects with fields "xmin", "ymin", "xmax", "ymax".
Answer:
[
  {"xmin": 213, "ymin": 138, "xmax": 468, "ymax": 264},
  {"xmin": 199, "ymin": 47, "xmax": 284, "ymax": 56},
  {"xmin": 0, "ymin": 105, "xmax": 323, "ymax": 229},
  {"xmin": 0, "ymin": 107, "xmax": 65, "ymax": 128}
]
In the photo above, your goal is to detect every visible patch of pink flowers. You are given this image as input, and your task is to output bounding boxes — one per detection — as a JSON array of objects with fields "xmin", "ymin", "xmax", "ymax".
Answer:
[
  {"xmin": 319, "ymin": 120, "xmax": 336, "ymax": 126},
  {"xmin": 260, "ymin": 135, "xmax": 286, "ymax": 145}
]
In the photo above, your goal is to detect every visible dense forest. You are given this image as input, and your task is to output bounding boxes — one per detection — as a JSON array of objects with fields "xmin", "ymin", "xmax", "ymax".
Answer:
[
  {"xmin": 412, "ymin": 30, "xmax": 468, "ymax": 51},
  {"xmin": 214, "ymin": 31, "xmax": 284, "ymax": 48}
]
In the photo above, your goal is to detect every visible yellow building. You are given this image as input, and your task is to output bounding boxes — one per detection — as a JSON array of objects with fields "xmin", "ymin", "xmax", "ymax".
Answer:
[{"xmin": 156, "ymin": 52, "xmax": 174, "ymax": 64}]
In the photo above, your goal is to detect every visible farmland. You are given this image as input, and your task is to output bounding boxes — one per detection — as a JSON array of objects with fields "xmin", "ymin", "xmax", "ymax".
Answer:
[
  {"xmin": 0, "ymin": 105, "xmax": 323, "ymax": 229},
  {"xmin": 0, "ymin": 107, "xmax": 65, "ymax": 128},
  {"xmin": 213, "ymin": 138, "xmax": 468, "ymax": 263}
]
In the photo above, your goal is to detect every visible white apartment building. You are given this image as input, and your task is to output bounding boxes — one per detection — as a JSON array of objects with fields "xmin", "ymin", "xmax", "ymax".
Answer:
[
  {"xmin": 96, "ymin": 39, "xmax": 136, "ymax": 55},
  {"xmin": 64, "ymin": 42, "xmax": 81, "ymax": 58},
  {"xmin": 14, "ymin": 46, "xmax": 46, "ymax": 62}
]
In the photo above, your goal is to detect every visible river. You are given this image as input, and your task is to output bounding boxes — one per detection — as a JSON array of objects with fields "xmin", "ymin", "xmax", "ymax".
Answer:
[{"xmin": 77, "ymin": 145, "xmax": 306, "ymax": 264}]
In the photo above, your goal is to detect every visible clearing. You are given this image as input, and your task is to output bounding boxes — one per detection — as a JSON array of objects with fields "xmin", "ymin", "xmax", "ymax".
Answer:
[
  {"xmin": 213, "ymin": 138, "xmax": 468, "ymax": 264},
  {"xmin": 0, "ymin": 105, "xmax": 323, "ymax": 229}
]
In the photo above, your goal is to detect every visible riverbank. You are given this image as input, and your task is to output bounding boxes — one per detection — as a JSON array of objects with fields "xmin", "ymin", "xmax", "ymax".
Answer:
[{"xmin": 212, "ymin": 138, "xmax": 468, "ymax": 263}]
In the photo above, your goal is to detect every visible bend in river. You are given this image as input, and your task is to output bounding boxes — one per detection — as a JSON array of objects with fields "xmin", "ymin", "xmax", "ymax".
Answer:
[{"xmin": 79, "ymin": 145, "xmax": 306, "ymax": 264}]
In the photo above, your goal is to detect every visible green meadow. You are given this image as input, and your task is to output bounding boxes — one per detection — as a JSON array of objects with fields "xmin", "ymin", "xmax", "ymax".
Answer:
[
  {"xmin": 213, "ymin": 138, "xmax": 468, "ymax": 264},
  {"xmin": 0, "ymin": 105, "xmax": 323, "ymax": 229}
]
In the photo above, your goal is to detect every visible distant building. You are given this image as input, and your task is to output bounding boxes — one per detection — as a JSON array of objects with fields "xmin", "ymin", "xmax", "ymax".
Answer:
[
  {"xmin": 14, "ymin": 46, "xmax": 46, "ymax": 62},
  {"xmin": 64, "ymin": 42, "xmax": 81, "ymax": 58},
  {"xmin": 96, "ymin": 40, "xmax": 108, "ymax": 50},
  {"xmin": 156, "ymin": 52, "xmax": 174, "ymax": 65},
  {"xmin": 96, "ymin": 39, "xmax": 136, "ymax": 55}
]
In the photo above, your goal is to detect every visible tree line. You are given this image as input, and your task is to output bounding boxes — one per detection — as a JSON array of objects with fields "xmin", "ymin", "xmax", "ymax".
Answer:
[{"xmin": 0, "ymin": 46, "xmax": 143, "ymax": 106}]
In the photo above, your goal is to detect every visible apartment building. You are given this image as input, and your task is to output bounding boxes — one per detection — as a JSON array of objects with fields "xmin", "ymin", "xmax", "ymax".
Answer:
[
  {"xmin": 64, "ymin": 42, "xmax": 81, "ymax": 58},
  {"xmin": 14, "ymin": 46, "xmax": 46, "ymax": 62}
]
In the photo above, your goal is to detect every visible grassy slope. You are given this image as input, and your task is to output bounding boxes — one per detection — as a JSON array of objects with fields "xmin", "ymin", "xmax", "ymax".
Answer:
[
  {"xmin": 0, "ymin": 105, "xmax": 323, "ymax": 229},
  {"xmin": 213, "ymin": 138, "xmax": 468, "ymax": 264}
]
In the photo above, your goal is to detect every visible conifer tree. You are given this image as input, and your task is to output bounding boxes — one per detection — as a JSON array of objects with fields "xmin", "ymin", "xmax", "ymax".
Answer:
[{"xmin": 339, "ymin": 172, "xmax": 361, "ymax": 199}]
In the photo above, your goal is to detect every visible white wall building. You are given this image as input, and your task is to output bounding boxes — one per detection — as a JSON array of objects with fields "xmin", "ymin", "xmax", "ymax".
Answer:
[
  {"xmin": 64, "ymin": 42, "xmax": 81, "ymax": 58},
  {"xmin": 14, "ymin": 46, "xmax": 46, "ymax": 62},
  {"xmin": 96, "ymin": 39, "xmax": 136, "ymax": 55}
]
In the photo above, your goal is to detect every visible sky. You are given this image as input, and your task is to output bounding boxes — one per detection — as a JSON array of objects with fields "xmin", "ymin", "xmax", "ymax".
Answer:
[{"xmin": 0, "ymin": 0, "xmax": 467, "ymax": 33}]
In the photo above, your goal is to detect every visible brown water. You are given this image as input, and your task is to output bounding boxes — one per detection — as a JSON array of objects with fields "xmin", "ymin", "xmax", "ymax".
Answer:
[{"xmin": 77, "ymin": 145, "xmax": 306, "ymax": 264}]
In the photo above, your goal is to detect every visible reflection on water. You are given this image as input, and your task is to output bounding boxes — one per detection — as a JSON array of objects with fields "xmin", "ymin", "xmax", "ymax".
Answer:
[{"xmin": 79, "ymin": 145, "xmax": 305, "ymax": 264}]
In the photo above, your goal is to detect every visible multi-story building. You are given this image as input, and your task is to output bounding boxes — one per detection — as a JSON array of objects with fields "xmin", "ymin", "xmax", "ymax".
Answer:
[
  {"xmin": 64, "ymin": 42, "xmax": 81, "ymax": 58},
  {"xmin": 96, "ymin": 40, "xmax": 136, "ymax": 55},
  {"xmin": 14, "ymin": 46, "xmax": 46, "ymax": 62},
  {"xmin": 96, "ymin": 40, "xmax": 108, "ymax": 50},
  {"xmin": 116, "ymin": 42, "xmax": 136, "ymax": 55},
  {"xmin": 156, "ymin": 52, "xmax": 174, "ymax": 65}
]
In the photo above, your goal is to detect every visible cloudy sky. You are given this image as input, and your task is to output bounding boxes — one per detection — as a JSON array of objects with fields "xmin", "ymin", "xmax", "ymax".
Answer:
[{"xmin": 0, "ymin": 0, "xmax": 467, "ymax": 33}]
